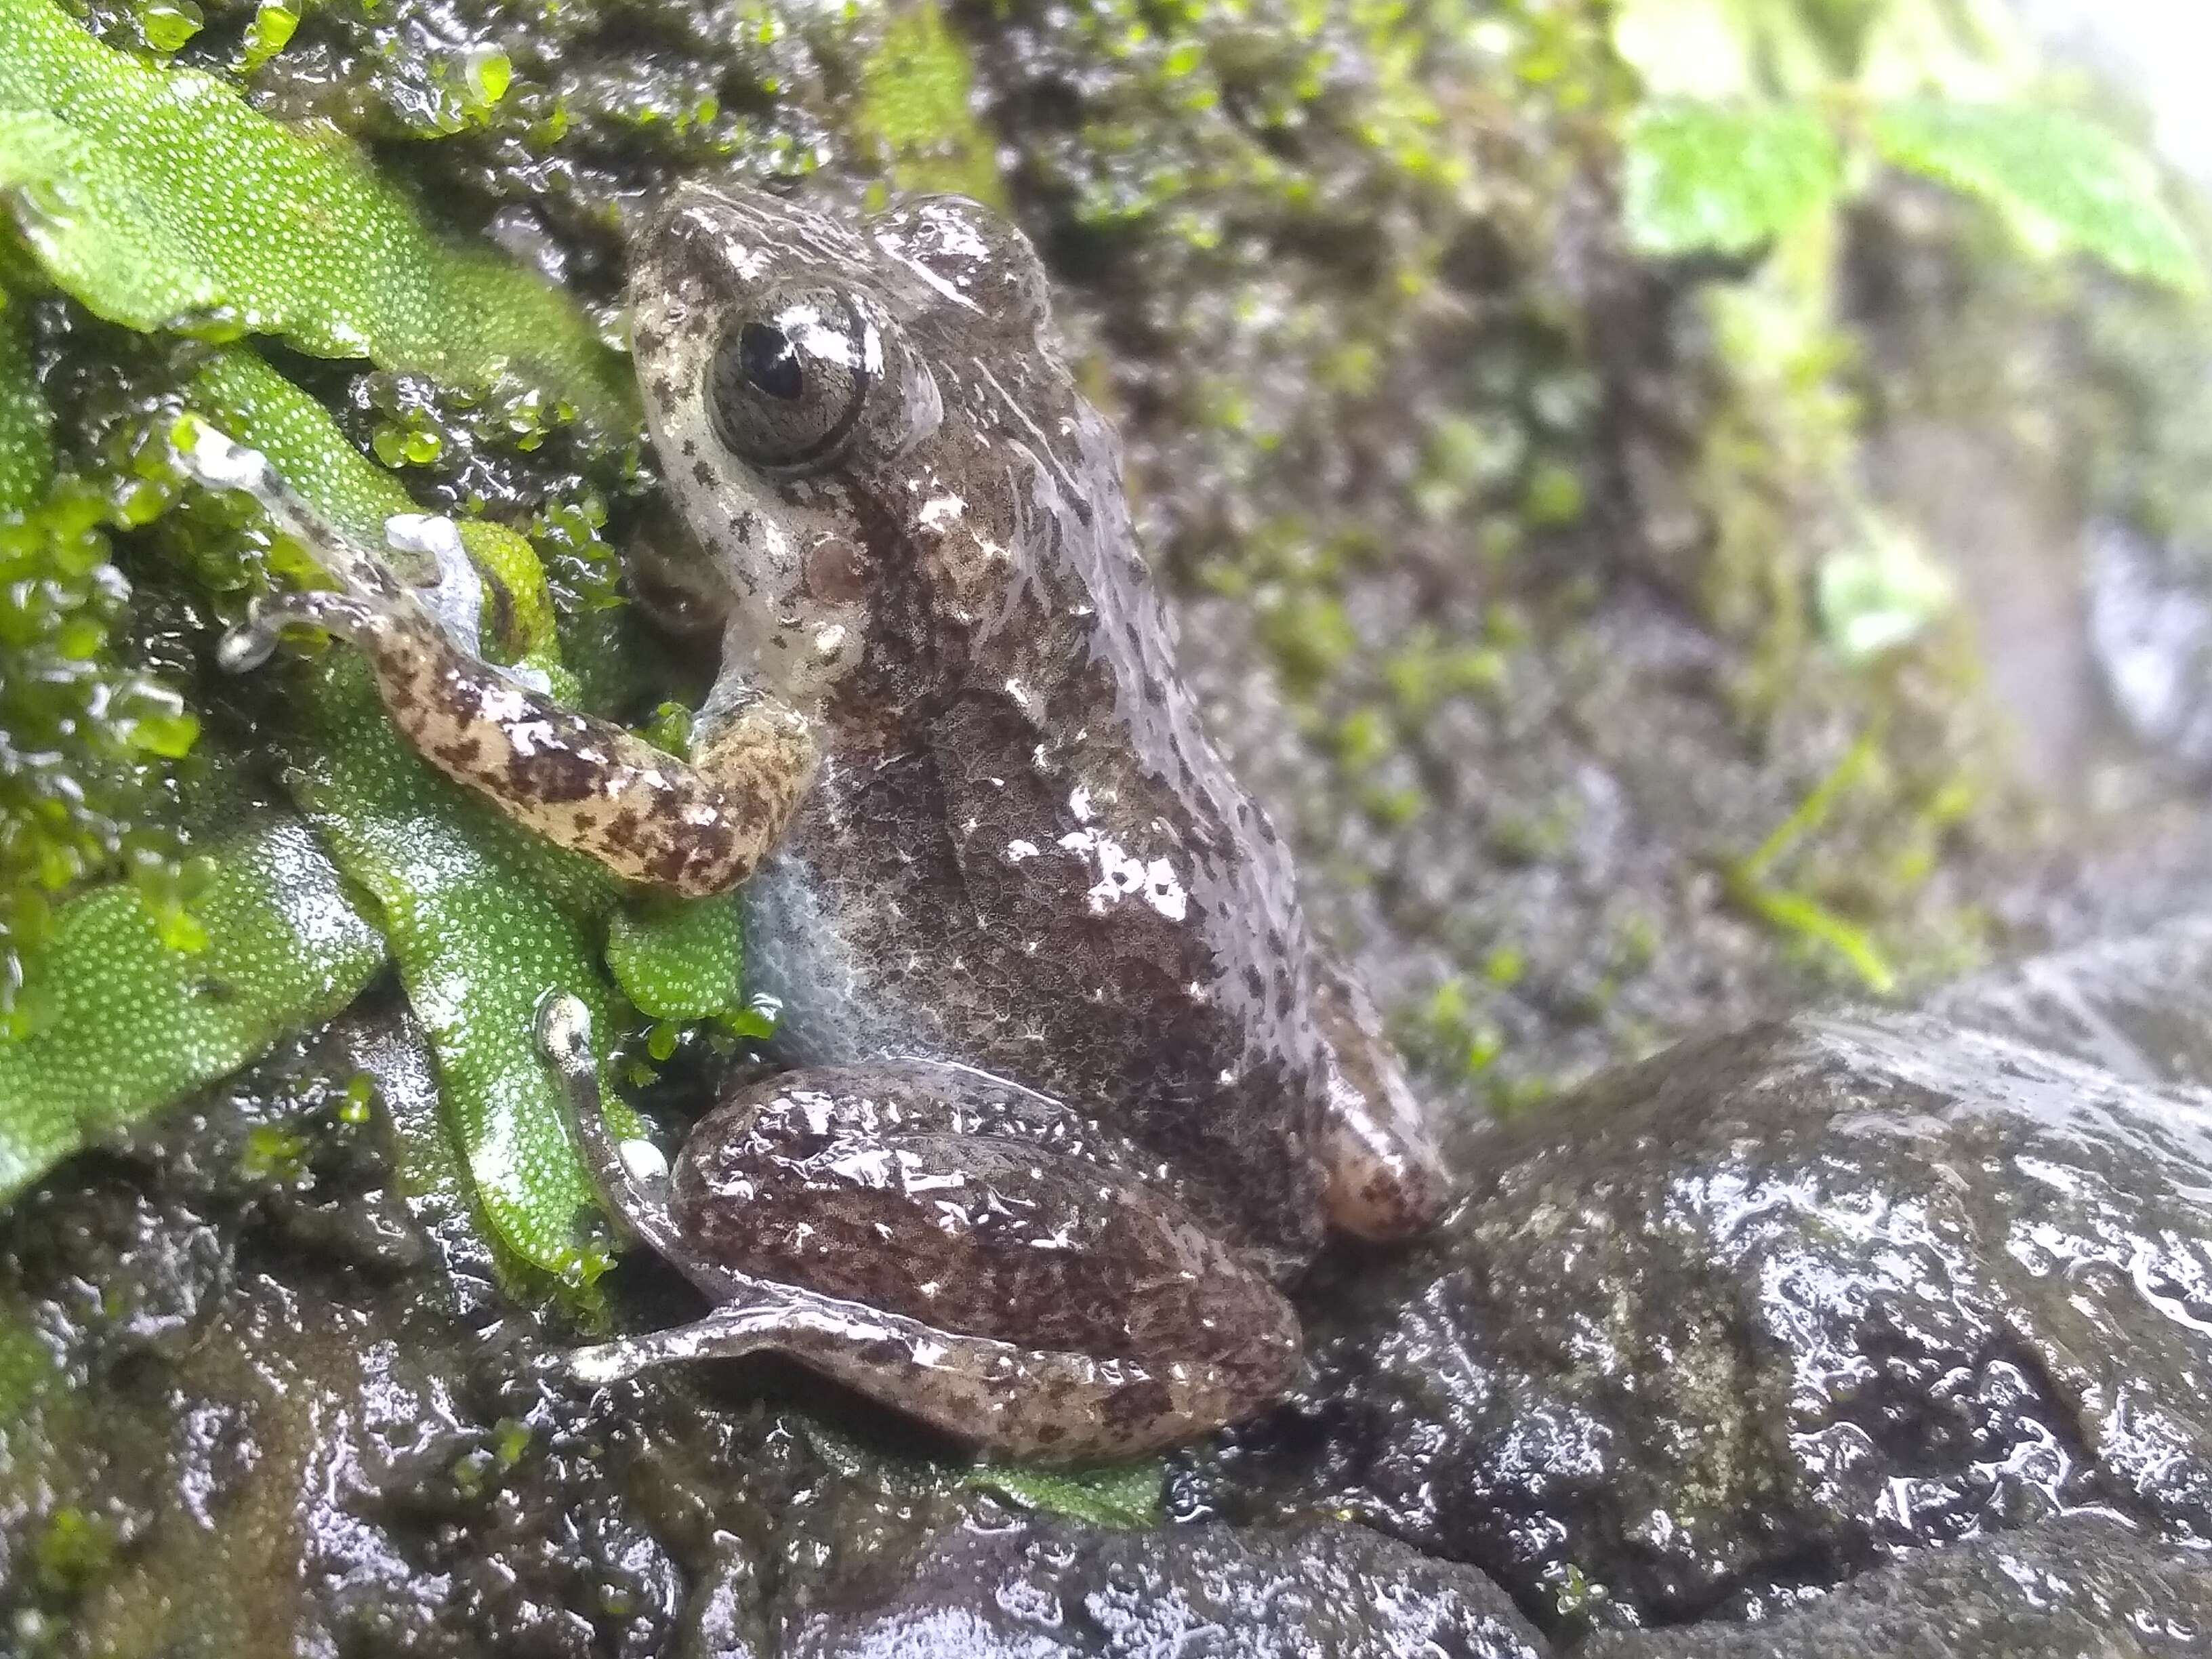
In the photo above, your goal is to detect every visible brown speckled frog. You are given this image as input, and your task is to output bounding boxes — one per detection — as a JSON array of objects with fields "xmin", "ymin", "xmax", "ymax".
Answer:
[{"xmin": 218, "ymin": 183, "xmax": 1448, "ymax": 1462}]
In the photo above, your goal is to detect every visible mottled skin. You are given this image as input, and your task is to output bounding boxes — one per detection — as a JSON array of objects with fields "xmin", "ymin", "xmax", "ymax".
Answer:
[{"xmin": 230, "ymin": 184, "xmax": 1449, "ymax": 1460}]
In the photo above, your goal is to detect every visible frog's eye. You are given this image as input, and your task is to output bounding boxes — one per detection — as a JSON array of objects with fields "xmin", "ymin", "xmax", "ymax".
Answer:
[{"xmin": 707, "ymin": 289, "xmax": 876, "ymax": 471}]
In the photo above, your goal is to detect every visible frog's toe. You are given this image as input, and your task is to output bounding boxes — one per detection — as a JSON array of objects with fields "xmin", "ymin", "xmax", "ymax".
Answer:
[{"xmin": 216, "ymin": 590, "xmax": 385, "ymax": 674}]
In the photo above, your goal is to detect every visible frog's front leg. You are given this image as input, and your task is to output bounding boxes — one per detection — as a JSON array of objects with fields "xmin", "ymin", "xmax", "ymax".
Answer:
[
  {"xmin": 197, "ymin": 435, "xmax": 813, "ymax": 898},
  {"xmin": 535, "ymin": 997, "xmax": 1302, "ymax": 1461}
]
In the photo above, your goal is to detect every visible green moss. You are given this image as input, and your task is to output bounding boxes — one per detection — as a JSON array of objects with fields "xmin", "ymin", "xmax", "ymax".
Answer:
[
  {"xmin": 855, "ymin": 3, "xmax": 1003, "ymax": 206},
  {"xmin": 33, "ymin": 1505, "xmax": 116, "ymax": 1596},
  {"xmin": 0, "ymin": 468, "xmax": 203, "ymax": 1029},
  {"xmin": 1720, "ymin": 726, "xmax": 1899, "ymax": 995}
]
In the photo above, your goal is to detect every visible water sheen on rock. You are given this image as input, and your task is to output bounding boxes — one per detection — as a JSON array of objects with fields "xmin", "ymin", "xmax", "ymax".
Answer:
[
  {"xmin": 1197, "ymin": 933, "xmax": 2212, "ymax": 1637},
  {"xmin": 1582, "ymin": 1514, "xmax": 2209, "ymax": 1657},
  {"xmin": 787, "ymin": 1519, "xmax": 1543, "ymax": 1658}
]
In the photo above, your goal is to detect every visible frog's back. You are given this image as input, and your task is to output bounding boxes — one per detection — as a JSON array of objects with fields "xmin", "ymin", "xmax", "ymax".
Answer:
[{"xmin": 744, "ymin": 383, "xmax": 1334, "ymax": 1270}]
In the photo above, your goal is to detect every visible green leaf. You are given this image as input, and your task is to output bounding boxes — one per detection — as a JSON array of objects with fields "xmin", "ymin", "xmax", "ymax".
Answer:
[
  {"xmin": 286, "ymin": 663, "xmax": 633, "ymax": 1278},
  {"xmin": 0, "ymin": 287, "xmax": 49, "ymax": 514},
  {"xmin": 182, "ymin": 346, "xmax": 645, "ymax": 1279},
  {"xmin": 606, "ymin": 895, "xmax": 743, "ymax": 1022},
  {"xmin": 1872, "ymin": 99, "xmax": 2204, "ymax": 293},
  {"xmin": 965, "ymin": 1458, "xmax": 1165, "ymax": 1529},
  {"xmin": 0, "ymin": 813, "xmax": 388, "ymax": 1203},
  {"xmin": 1623, "ymin": 102, "xmax": 1843, "ymax": 258},
  {"xmin": 0, "ymin": 0, "xmax": 635, "ymax": 434}
]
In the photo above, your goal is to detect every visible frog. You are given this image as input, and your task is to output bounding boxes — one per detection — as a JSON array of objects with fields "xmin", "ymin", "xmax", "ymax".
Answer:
[{"xmin": 213, "ymin": 182, "xmax": 1449, "ymax": 1462}]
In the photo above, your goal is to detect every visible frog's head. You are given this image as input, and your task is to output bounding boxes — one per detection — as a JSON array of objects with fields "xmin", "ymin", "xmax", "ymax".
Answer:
[{"xmin": 630, "ymin": 182, "xmax": 1082, "ymax": 707}]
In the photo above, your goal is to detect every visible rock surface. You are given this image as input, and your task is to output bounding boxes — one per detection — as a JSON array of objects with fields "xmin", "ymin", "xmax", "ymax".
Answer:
[
  {"xmin": 785, "ymin": 1518, "xmax": 1543, "ymax": 1658},
  {"xmin": 18, "ymin": 926, "xmax": 2212, "ymax": 1655},
  {"xmin": 1584, "ymin": 1514, "xmax": 2211, "ymax": 1658},
  {"xmin": 1191, "ymin": 985, "xmax": 2212, "ymax": 1636}
]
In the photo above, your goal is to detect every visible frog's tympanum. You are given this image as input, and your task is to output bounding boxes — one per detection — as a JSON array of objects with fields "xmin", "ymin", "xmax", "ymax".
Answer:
[{"xmin": 224, "ymin": 184, "xmax": 1449, "ymax": 1462}]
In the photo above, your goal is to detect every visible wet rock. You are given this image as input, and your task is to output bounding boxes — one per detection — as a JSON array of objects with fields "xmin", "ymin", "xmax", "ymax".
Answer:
[
  {"xmin": 1929, "ymin": 911, "xmax": 2212, "ymax": 1090},
  {"xmin": 783, "ymin": 1517, "xmax": 1542, "ymax": 1658},
  {"xmin": 1584, "ymin": 1514, "xmax": 2212, "ymax": 1657},
  {"xmin": 1193, "ymin": 1007, "xmax": 2212, "ymax": 1635},
  {"xmin": 2087, "ymin": 519, "xmax": 2212, "ymax": 775},
  {"xmin": 0, "ymin": 1007, "xmax": 819, "ymax": 1658}
]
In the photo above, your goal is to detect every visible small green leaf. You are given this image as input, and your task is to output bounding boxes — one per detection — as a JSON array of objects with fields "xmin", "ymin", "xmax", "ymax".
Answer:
[
  {"xmin": 1818, "ymin": 512, "xmax": 1952, "ymax": 661},
  {"xmin": 607, "ymin": 895, "xmax": 743, "ymax": 1022},
  {"xmin": 966, "ymin": 1458, "xmax": 1165, "ymax": 1529},
  {"xmin": 0, "ymin": 814, "xmax": 388, "ymax": 1203},
  {"xmin": 1624, "ymin": 101, "xmax": 1844, "ymax": 258},
  {"xmin": 245, "ymin": 0, "xmax": 298, "ymax": 66},
  {"xmin": 1872, "ymin": 99, "xmax": 2204, "ymax": 294}
]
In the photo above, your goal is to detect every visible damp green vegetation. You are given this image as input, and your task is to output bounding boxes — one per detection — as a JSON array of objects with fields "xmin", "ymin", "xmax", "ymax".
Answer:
[
  {"xmin": 1620, "ymin": 5, "xmax": 2200, "ymax": 297},
  {"xmin": 0, "ymin": 813, "xmax": 384, "ymax": 1200},
  {"xmin": 0, "ymin": 0, "xmax": 750, "ymax": 1277},
  {"xmin": 804, "ymin": 1416, "xmax": 1166, "ymax": 1532}
]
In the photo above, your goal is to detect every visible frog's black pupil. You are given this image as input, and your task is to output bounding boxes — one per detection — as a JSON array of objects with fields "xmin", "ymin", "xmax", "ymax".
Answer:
[{"xmin": 739, "ymin": 322, "xmax": 804, "ymax": 401}]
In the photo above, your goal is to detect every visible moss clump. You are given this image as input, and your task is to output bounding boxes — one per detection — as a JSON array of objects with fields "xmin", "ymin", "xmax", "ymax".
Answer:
[
  {"xmin": 0, "ymin": 469, "xmax": 201, "ymax": 1031},
  {"xmin": 0, "ymin": 813, "xmax": 385, "ymax": 1202},
  {"xmin": 0, "ymin": 0, "xmax": 634, "ymax": 434}
]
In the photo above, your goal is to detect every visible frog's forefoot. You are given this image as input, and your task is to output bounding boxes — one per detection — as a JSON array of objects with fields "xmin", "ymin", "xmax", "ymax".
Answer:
[{"xmin": 190, "ymin": 431, "xmax": 811, "ymax": 898}]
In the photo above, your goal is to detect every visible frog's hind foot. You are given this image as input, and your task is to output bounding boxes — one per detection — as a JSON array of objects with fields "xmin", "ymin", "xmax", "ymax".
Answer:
[
  {"xmin": 534, "ymin": 993, "xmax": 735, "ymax": 1298},
  {"xmin": 553, "ymin": 1285, "xmax": 1285, "ymax": 1465}
]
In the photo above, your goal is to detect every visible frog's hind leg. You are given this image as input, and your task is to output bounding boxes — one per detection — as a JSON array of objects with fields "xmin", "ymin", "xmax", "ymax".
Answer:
[
  {"xmin": 556, "ymin": 1287, "xmax": 1272, "ymax": 1463},
  {"xmin": 536, "ymin": 994, "xmax": 752, "ymax": 1302},
  {"xmin": 534, "ymin": 1004, "xmax": 1302, "ymax": 1460}
]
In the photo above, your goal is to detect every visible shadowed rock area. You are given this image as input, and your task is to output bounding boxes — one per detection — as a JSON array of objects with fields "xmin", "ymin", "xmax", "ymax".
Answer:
[
  {"xmin": 15, "ymin": 916, "xmax": 2212, "ymax": 1652},
  {"xmin": 1583, "ymin": 1514, "xmax": 2210, "ymax": 1658}
]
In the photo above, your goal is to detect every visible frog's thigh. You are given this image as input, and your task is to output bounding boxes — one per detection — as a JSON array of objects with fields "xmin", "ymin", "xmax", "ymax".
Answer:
[
  {"xmin": 1310, "ymin": 962, "xmax": 1452, "ymax": 1238},
  {"xmin": 558, "ymin": 1288, "xmax": 1264, "ymax": 1462},
  {"xmin": 660, "ymin": 1059, "xmax": 1304, "ymax": 1455}
]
